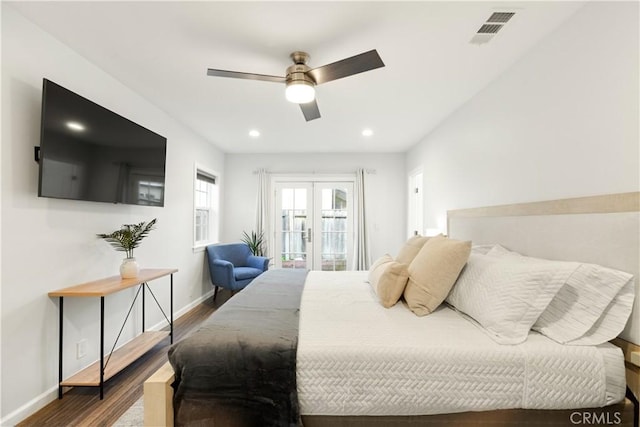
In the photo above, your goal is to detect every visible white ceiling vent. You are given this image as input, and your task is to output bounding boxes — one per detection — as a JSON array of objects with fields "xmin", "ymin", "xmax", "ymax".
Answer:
[{"xmin": 470, "ymin": 11, "xmax": 516, "ymax": 45}]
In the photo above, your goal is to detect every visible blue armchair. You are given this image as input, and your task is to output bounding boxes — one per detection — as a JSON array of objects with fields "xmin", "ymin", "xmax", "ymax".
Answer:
[{"xmin": 205, "ymin": 243, "xmax": 269, "ymax": 300}]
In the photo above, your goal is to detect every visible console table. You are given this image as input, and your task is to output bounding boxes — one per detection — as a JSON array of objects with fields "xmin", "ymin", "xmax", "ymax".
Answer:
[{"xmin": 48, "ymin": 268, "xmax": 177, "ymax": 399}]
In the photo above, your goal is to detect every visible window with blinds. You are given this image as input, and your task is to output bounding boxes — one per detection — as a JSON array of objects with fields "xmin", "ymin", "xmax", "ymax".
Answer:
[{"xmin": 194, "ymin": 169, "xmax": 219, "ymax": 247}]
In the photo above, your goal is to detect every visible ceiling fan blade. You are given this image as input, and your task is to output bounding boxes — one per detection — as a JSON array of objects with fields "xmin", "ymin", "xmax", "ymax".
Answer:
[
  {"xmin": 206, "ymin": 69, "xmax": 286, "ymax": 83},
  {"xmin": 307, "ymin": 49, "xmax": 385, "ymax": 85},
  {"xmin": 299, "ymin": 99, "xmax": 321, "ymax": 121}
]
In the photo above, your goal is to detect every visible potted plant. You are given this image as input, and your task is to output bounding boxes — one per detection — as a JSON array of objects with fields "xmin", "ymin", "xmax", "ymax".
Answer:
[
  {"xmin": 98, "ymin": 218, "xmax": 157, "ymax": 278},
  {"xmin": 241, "ymin": 230, "xmax": 265, "ymax": 256}
]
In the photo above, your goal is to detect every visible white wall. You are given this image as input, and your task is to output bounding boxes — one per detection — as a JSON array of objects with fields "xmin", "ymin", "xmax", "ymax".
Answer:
[
  {"xmin": 1, "ymin": 5, "xmax": 225, "ymax": 423},
  {"xmin": 406, "ymin": 1, "xmax": 639, "ymax": 231},
  {"xmin": 223, "ymin": 153, "xmax": 406, "ymax": 262}
]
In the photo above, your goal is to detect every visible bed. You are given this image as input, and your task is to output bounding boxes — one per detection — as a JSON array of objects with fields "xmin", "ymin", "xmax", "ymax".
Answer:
[{"xmin": 144, "ymin": 192, "xmax": 640, "ymax": 426}]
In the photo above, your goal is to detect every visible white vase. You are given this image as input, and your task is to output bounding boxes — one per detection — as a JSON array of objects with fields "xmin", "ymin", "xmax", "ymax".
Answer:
[{"xmin": 120, "ymin": 257, "xmax": 139, "ymax": 279}]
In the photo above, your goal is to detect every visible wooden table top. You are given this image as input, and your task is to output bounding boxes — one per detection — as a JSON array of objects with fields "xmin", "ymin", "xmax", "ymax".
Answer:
[{"xmin": 48, "ymin": 268, "xmax": 178, "ymax": 297}]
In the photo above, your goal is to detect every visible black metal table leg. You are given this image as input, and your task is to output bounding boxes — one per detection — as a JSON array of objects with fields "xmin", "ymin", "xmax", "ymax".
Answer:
[
  {"xmin": 170, "ymin": 274, "xmax": 174, "ymax": 344},
  {"xmin": 142, "ymin": 283, "xmax": 146, "ymax": 332},
  {"xmin": 58, "ymin": 297, "xmax": 64, "ymax": 399},
  {"xmin": 100, "ymin": 296, "xmax": 104, "ymax": 400}
]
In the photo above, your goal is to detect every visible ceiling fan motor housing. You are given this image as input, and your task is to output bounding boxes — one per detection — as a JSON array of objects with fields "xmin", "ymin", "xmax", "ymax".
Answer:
[
  {"xmin": 287, "ymin": 51, "xmax": 315, "ymax": 85},
  {"xmin": 286, "ymin": 65, "xmax": 315, "ymax": 85}
]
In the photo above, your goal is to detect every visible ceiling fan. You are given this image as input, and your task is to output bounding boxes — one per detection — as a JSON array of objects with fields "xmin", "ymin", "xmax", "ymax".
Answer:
[{"xmin": 206, "ymin": 49, "xmax": 385, "ymax": 121}]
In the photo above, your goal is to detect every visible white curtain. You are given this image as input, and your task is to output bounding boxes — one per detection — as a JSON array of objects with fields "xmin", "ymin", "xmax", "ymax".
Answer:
[
  {"xmin": 353, "ymin": 168, "xmax": 371, "ymax": 270},
  {"xmin": 255, "ymin": 168, "xmax": 271, "ymax": 257}
]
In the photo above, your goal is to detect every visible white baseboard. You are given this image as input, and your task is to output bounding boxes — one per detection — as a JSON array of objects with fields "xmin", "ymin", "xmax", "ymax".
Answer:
[
  {"xmin": 1, "ymin": 289, "xmax": 215, "ymax": 426},
  {"xmin": 1, "ymin": 386, "xmax": 59, "ymax": 427}
]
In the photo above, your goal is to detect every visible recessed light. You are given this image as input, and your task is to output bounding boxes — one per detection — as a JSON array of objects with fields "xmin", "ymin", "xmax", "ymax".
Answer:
[
  {"xmin": 362, "ymin": 128, "xmax": 373, "ymax": 137},
  {"xmin": 249, "ymin": 129, "xmax": 260, "ymax": 138},
  {"xmin": 66, "ymin": 121, "xmax": 85, "ymax": 132}
]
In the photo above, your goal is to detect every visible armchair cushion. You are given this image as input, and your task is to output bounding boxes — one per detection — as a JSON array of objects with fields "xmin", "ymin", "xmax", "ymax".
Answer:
[{"xmin": 235, "ymin": 267, "xmax": 265, "ymax": 281}]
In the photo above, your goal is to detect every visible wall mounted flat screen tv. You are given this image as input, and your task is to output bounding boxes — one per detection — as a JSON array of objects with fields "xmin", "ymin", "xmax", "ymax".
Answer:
[{"xmin": 38, "ymin": 79, "xmax": 167, "ymax": 206}]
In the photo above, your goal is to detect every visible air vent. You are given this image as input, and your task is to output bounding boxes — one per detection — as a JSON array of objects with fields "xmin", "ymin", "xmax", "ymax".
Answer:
[
  {"xmin": 487, "ymin": 12, "xmax": 515, "ymax": 23},
  {"xmin": 470, "ymin": 11, "xmax": 516, "ymax": 45},
  {"xmin": 477, "ymin": 24, "xmax": 503, "ymax": 34}
]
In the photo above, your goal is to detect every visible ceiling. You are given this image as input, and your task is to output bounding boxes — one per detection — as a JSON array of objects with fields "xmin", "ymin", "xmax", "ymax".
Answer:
[{"xmin": 9, "ymin": 1, "xmax": 585, "ymax": 154}]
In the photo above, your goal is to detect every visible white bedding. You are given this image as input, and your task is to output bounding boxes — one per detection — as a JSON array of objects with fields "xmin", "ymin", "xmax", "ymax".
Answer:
[{"xmin": 296, "ymin": 271, "xmax": 626, "ymax": 416}]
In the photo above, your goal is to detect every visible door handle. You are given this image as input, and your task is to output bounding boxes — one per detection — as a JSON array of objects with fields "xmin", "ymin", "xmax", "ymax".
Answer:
[{"xmin": 307, "ymin": 228, "xmax": 312, "ymax": 243}]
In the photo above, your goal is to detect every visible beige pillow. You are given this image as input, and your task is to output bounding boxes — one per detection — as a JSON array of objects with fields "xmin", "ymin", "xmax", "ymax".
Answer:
[
  {"xmin": 368, "ymin": 254, "xmax": 409, "ymax": 308},
  {"xmin": 396, "ymin": 235, "xmax": 432, "ymax": 265},
  {"xmin": 368, "ymin": 254, "xmax": 392, "ymax": 281},
  {"xmin": 404, "ymin": 235, "xmax": 471, "ymax": 316}
]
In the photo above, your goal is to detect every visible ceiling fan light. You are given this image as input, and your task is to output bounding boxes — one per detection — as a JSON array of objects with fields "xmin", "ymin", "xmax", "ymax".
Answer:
[{"xmin": 285, "ymin": 81, "xmax": 315, "ymax": 104}]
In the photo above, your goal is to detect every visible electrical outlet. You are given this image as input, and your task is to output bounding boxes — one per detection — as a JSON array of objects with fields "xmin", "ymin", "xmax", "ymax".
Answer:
[{"xmin": 76, "ymin": 339, "xmax": 87, "ymax": 359}]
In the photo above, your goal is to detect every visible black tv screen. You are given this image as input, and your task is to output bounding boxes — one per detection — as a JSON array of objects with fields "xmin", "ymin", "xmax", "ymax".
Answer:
[{"xmin": 38, "ymin": 79, "xmax": 167, "ymax": 206}]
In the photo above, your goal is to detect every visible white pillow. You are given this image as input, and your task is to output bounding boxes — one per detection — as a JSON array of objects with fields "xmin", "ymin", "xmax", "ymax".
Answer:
[
  {"xmin": 566, "ymin": 278, "xmax": 635, "ymax": 345},
  {"xmin": 447, "ymin": 253, "xmax": 578, "ymax": 344},
  {"xmin": 486, "ymin": 246, "xmax": 634, "ymax": 345},
  {"xmin": 534, "ymin": 264, "xmax": 633, "ymax": 343}
]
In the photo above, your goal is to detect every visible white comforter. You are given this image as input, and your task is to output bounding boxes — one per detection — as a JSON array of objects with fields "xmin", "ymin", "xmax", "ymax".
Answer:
[{"xmin": 296, "ymin": 271, "xmax": 626, "ymax": 416}]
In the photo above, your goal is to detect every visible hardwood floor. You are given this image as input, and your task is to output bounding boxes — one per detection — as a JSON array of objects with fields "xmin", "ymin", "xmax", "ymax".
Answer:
[{"xmin": 17, "ymin": 290, "xmax": 231, "ymax": 427}]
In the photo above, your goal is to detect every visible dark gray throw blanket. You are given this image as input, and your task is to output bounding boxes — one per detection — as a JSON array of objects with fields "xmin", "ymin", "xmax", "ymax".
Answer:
[{"xmin": 168, "ymin": 268, "xmax": 309, "ymax": 427}]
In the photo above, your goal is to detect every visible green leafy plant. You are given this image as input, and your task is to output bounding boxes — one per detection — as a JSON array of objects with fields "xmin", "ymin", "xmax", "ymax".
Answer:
[
  {"xmin": 97, "ymin": 218, "xmax": 157, "ymax": 259},
  {"xmin": 241, "ymin": 230, "xmax": 265, "ymax": 256}
]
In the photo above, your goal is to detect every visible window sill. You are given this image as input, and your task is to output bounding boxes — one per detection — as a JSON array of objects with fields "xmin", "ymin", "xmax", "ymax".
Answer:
[{"xmin": 193, "ymin": 241, "xmax": 218, "ymax": 253}]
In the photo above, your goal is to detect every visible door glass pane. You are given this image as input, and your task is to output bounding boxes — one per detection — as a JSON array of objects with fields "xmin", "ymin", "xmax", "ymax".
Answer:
[
  {"xmin": 282, "ymin": 188, "xmax": 294, "ymax": 210},
  {"xmin": 280, "ymin": 187, "xmax": 308, "ymax": 269},
  {"xmin": 294, "ymin": 188, "xmax": 306, "ymax": 209},
  {"xmin": 320, "ymin": 187, "xmax": 348, "ymax": 271}
]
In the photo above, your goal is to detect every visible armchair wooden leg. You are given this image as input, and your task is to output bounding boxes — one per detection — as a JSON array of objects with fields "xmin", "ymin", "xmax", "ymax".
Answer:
[{"xmin": 213, "ymin": 286, "xmax": 219, "ymax": 301}]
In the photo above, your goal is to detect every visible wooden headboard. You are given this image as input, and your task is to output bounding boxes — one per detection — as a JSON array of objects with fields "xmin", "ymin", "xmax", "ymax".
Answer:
[{"xmin": 447, "ymin": 192, "xmax": 639, "ymax": 345}]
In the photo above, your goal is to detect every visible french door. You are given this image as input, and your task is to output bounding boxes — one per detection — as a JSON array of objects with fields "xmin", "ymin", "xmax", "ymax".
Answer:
[{"xmin": 274, "ymin": 181, "xmax": 354, "ymax": 271}]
